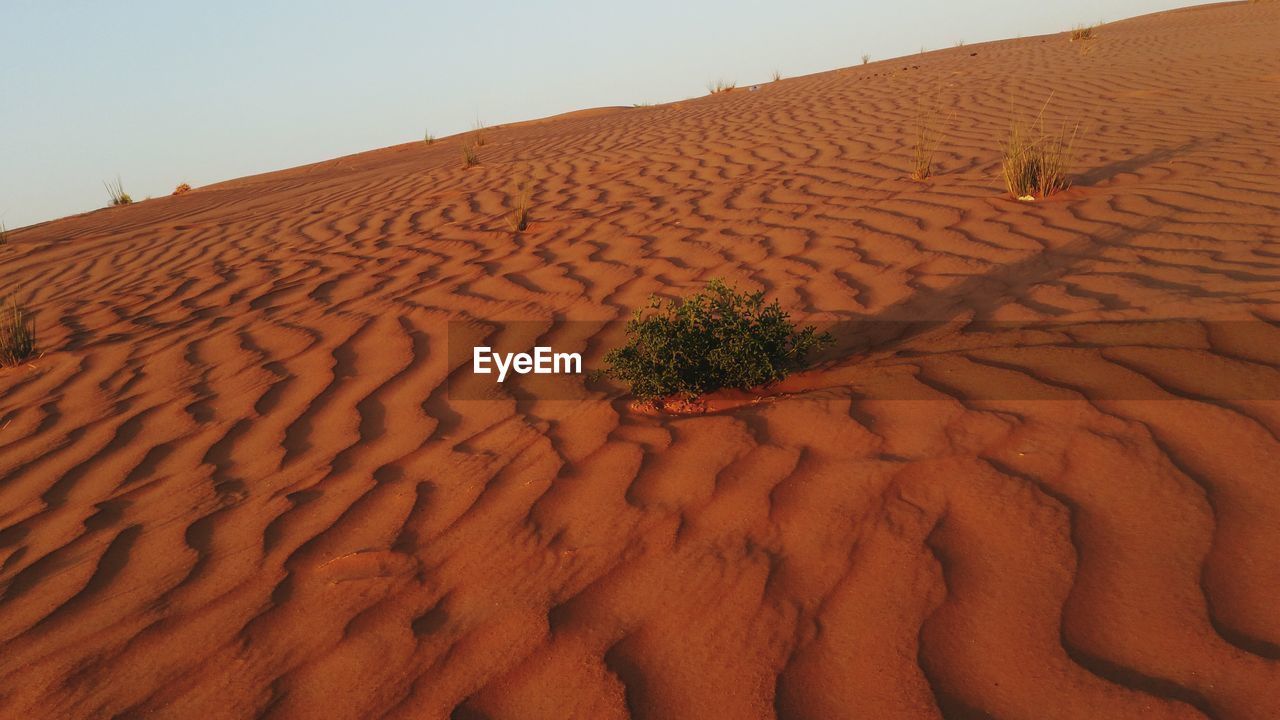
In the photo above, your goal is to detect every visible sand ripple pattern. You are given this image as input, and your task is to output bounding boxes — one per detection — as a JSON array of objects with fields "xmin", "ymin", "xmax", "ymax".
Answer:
[{"xmin": 2, "ymin": 4, "xmax": 1280, "ymax": 718}]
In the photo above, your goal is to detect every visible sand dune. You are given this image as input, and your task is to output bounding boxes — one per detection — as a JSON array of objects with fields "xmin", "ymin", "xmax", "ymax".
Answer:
[{"xmin": 3, "ymin": 2, "xmax": 1280, "ymax": 718}]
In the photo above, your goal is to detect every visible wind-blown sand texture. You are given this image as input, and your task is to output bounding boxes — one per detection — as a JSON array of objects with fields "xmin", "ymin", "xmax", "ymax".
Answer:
[{"xmin": 3, "ymin": 2, "xmax": 1280, "ymax": 718}]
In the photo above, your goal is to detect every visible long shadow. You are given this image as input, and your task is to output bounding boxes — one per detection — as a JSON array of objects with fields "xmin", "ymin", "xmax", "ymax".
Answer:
[
  {"xmin": 819, "ymin": 214, "xmax": 1173, "ymax": 360},
  {"xmin": 1073, "ymin": 137, "xmax": 1208, "ymax": 187}
]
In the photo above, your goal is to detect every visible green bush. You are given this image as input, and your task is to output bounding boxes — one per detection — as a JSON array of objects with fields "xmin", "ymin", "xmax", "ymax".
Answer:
[{"xmin": 602, "ymin": 279, "xmax": 831, "ymax": 402}]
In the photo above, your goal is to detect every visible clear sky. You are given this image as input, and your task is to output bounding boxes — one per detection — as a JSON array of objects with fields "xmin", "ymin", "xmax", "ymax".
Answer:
[{"xmin": 2, "ymin": 0, "xmax": 1195, "ymax": 230}]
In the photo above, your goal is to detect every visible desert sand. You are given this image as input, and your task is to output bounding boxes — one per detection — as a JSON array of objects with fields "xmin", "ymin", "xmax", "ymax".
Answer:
[{"xmin": 2, "ymin": 2, "xmax": 1280, "ymax": 718}]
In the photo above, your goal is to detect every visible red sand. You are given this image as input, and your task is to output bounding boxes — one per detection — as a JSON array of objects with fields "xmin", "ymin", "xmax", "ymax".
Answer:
[{"xmin": 2, "ymin": 3, "xmax": 1279, "ymax": 718}]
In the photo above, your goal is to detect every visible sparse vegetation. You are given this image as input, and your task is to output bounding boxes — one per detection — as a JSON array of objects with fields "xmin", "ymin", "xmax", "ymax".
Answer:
[
  {"xmin": 507, "ymin": 183, "xmax": 531, "ymax": 233},
  {"xmin": 707, "ymin": 79, "xmax": 737, "ymax": 95},
  {"xmin": 772, "ymin": 69, "xmax": 782, "ymax": 82},
  {"xmin": 861, "ymin": 53, "xmax": 871, "ymax": 65},
  {"xmin": 461, "ymin": 142, "xmax": 479, "ymax": 167},
  {"xmin": 424, "ymin": 130, "xmax": 436, "ymax": 145},
  {"xmin": 471, "ymin": 119, "xmax": 487, "ymax": 147},
  {"xmin": 1070, "ymin": 24, "xmax": 1095, "ymax": 41},
  {"xmin": 0, "ymin": 221, "xmax": 8, "ymax": 245},
  {"xmin": 105, "ymin": 177, "xmax": 132, "ymax": 206},
  {"xmin": 172, "ymin": 183, "xmax": 192, "ymax": 196},
  {"xmin": 909, "ymin": 85, "xmax": 951, "ymax": 181},
  {"xmin": 601, "ymin": 279, "xmax": 831, "ymax": 403},
  {"xmin": 1001, "ymin": 103, "xmax": 1078, "ymax": 200},
  {"xmin": 1, "ymin": 294, "xmax": 36, "ymax": 367},
  {"xmin": 911, "ymin": 112, "xmax": 943, "ymax": 181}
]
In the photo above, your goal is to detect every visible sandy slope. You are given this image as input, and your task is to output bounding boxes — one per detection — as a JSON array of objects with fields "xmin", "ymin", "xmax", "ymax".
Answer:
[{"xmin": 3, "ymin": 2, "xmax": 1280, "ymax": 718}]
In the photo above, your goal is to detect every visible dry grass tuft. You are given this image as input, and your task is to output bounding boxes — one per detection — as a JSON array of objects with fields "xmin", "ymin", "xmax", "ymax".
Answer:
[
  {"xmin": 911, "ymin": 116, "xmax": 943, "ymax": 181},
  {"xmin": 861, "ymin": 53, "xmax": 871, "ymax": 65},
  {"xmin": 910, "ymin": 88, "xmax": 951, "ymax": 181},
  {"xmin": 105, "ymin": 176, "xmax": 132, "ymax": 206},
  {"xmin": 507, "ymin": 183, "xmax": 532, "ymax": 233},
  {"xmin": 1, "ymin": 294, "xmax": 36, "ymax": 367},
  {"xmin": 0, "ymin": 221, "xmax": 8, "ymax": 246},
  {"xmin": 461, "ymin": 142, "xmax": 479, "ymax": 167},
  {"xmin": 424, "ymin": 130, "xmax": 436, "ymax": 145},
  {"xmin": 772, "ymin": 69, "xmax": 782, "ymax": 82},
  {"xmin": 172, "ymin": 183, "xmax": 192, "ymax": 196},
  {"xmin": 1070, "ymin": 24, "xmax": 1096, "ymax": 41},
  {"xmin": 1001, "ymin": 103, "xmax": 1078, "ymax": 200},
  {"xmin": 707, "ymin": 79, "xmax": 736, "ymax": 95}
]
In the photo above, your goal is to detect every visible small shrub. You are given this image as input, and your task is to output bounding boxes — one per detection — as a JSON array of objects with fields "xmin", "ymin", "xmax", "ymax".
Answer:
[
  {"xmin": 461, "ymin": 142, "xmax": 479, "ymax": 167},
  {"xmin": 601, "ymin": 279, "xmax": 831, "ymax": 402},
  {"xmin": 1, "ymin": 295, "xmax": 36, "ymax": 367},
  {"xmin": 861, "ymin": 53, "xmax": 871, "ymax": 65},
  {"xmin": 105, "ymin": 176, "xmax": 132, "ymax": 206},
  {"xmin": 1001, "ymin": 106, "xmax": 1077, "ymax": 199},
  {"xmin": 172, "ymin": 183, "xmax": 192, "ymax": 196},
  {"xmin": 707, "ymin": 79, "xmax": 736, "ymax": 95},
  {"xmin": 772, "ymin": 69, "xmax": 782, "ymax": 82},
  {"xmin": 1070, "ymin": 25, "xmax": 1095, "ymax": 41},
  {"xmin": 424, "ymin": 130, "xmax": 436, "ymax": 145},
  {"xmin": 507, "ymin": 183, "xmax": 531, "ymax": 233}
]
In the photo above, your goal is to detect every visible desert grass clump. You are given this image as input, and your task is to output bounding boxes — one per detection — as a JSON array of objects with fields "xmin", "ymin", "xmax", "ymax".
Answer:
[
  {"xmin": 707, "ymin": 79, "xmax": 737, "ymax": 95},
  {"xmin": 910, "ymin": 87, "xmax": 951, "ymax": 181},
  {"xmin": 911, "ymin": 119, "xmax": 942, "ymax": 181},
  {"xmin": 105, "ymin": 177, "xmax": 132, "ymax": 206},
  {"xmin": 0, "ymin": 221, "xmax": 8, "ymax": 246},
  {"xmin": 910, "ymin": 97, "xmax": 948, "ymax": 181},
  {"xmin": 461, "ymin": 142, "xmax": 479, "ymax": 167},
  {"xmin": 601, "ymin": 279, "xmax": 832, "ymax": 403},
  {"xmin": 861, "ymin": 53, "xmax": 871, "ymax": 65},
  {"xmin": 772, "ymin": 69, "xmax": 782, "ymax": 82},
  {"xmin": 1070, "ymin": 24, "xmax": 1095, "ymax": 42},
  {"xmin": 507, "ymin": 183, "xmax": 532, "ymax": 233},
  {"xmin": 424, "ymin": 130, "xmax": 436, "ymax": 145},
  {"xmin": 0, "ymin": 295, "xmax": 36, "ymax": 367},
  {"xmin": 1001, "ymin": 107, "xmax": 1078, "ymax": 200},
  {"xmin": 471, "ymin": 120, "xmax": 487, "ymax": 147},
  {"xmin": 172, "ymin": 183, "xmax": 192, "ymax": 196}
]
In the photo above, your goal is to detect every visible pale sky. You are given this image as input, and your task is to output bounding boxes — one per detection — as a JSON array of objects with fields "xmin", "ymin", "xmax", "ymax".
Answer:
[{"xmin": 1, "ymin": 0, "xmax": 1195, "ymax": 230}]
